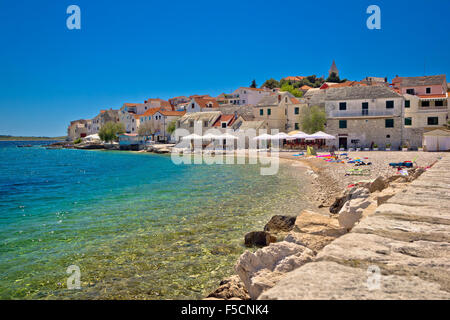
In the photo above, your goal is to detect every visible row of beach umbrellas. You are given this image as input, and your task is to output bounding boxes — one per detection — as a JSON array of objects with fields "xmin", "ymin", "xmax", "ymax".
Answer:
[{"xmin": 182, "ymin": 131, "xmax": 336, "ymax": 141}]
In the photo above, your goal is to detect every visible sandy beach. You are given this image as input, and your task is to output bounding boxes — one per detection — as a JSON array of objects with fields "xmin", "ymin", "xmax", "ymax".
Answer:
[{"xmin": 279, "ymin": 151, "xmax": 447, "ymax": 208}]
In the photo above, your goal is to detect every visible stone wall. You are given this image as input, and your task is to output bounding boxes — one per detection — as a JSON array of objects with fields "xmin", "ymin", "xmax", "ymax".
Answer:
[{"xmin": 326, "ymin": 117, "xmax": 403, "ymax": 149}]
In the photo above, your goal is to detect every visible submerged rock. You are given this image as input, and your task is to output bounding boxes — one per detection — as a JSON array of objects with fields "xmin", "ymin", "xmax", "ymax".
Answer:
[
  {"xmin": 206, "ymin": 275, "xmax": 250, "ymax": 300},
  {"xmin": 244, "ymin": 231, "xmax": 276, "ymax": 247},
  {"xmin": 264, "ymin": 215, "xmax": 296, "ymax": 233}
]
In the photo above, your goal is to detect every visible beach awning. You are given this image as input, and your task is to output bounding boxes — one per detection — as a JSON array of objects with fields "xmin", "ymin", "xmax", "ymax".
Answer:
[{"xmin": 83, "ymin": 134, "xmax": 100, "ymax": 141}]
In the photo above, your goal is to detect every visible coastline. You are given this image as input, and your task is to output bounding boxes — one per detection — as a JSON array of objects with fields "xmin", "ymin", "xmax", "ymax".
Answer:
[{"xmin": 206, "ymin": 151, "xmax": 446, "ymax": 300}]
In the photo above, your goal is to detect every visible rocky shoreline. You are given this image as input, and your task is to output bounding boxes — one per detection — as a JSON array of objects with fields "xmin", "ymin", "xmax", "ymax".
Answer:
[{"xmin": 205, "ymin": 156, "xmax": 438, "ymax": 300}]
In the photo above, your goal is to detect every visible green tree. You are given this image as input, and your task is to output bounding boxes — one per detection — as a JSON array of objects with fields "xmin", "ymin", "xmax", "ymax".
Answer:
[
  {"xmin": 99, "ymin": 122, "xmax": 125, "ymax": 142},
  {"xmin": 167, "ymin": 120, "xmax": 177, "ymax": 135},
  {"xmin": 73, "ymin": 138, "xmax": 82, "ymax": 144},
  {"xmin": 250, "ymin": 79, "xmax": 257, "ymax": 88},
  {"xmin": 138, "ymin": 121, "xmax": 155, "ymax": 136},
  {"xmin": 261, "ymin": 78, "xmax": 280, "ymax": 89},
  {"xmin": 280, "ymin": 83, "xmax": 303, "ymax": 98},
  {"xmin": 326, "ymin": 72, "xmax": 340, "ymax": 83},
  {"xmin": 300, "ymin": 105, "xmax": 326, "ymax": 133}
]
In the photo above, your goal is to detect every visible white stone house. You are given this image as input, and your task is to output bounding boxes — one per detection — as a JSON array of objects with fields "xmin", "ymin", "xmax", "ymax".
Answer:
[{"xmin": 324, "ymin": 86, "xmax": 405, "ymax": 150}]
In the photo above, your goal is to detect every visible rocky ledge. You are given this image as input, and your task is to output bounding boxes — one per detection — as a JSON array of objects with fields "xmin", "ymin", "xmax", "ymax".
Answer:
[{"xmin": 259, "ymin": 154, "xmax": 450, "ymax": 299}]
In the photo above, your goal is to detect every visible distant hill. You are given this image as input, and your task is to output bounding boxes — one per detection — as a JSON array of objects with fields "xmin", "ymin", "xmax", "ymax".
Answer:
[{"xmin": 0, "ymin": 135, "xmax": 67, "ymax": 141}]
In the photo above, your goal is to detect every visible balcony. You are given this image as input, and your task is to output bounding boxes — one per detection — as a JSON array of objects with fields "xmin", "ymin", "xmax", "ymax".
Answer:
[{"xmin": 328, "ymin": 110, "xmax": 399, "ymax": 119}]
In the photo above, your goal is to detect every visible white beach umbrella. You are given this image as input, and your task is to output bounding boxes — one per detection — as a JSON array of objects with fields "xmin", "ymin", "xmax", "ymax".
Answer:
[
  {"xmin": 202, "ymin": 133, "xmax": 220, "ymax": 140},
  {"xmin": 253, "ymin": 133, "xmax": 274, "ymax": 141},
  {"xmin": 272, "ymin": 132, "xmax": 290, "ymax": 139},
  {"xmin": 182, "ymin": 133, "xmax": 203, "ymax": 140},
  {"xmin": 307, "ymin": 131, "xmax": 336, "ymax": 140},
  {"xmin": 288, "ymin": 132, "xmax": 310, "ymax": 139},
  {"xmin": 218, "ymin": 133, "xmax": 238, "ymax": 140}
]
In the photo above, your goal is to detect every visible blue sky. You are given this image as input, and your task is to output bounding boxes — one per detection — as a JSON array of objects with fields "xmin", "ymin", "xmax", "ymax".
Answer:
[{"xmin": 0, "ymin": 0, "xmax": 449, "ymax": 136}]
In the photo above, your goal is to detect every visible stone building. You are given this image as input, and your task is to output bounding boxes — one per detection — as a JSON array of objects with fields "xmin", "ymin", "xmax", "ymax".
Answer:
[
  {"xmin": 253, "ymin": 91, "xmax": 308, "ymax": 132},
  {"xmin": 324, "ymin": 86, "xmax": 404, "ymax": 150}
]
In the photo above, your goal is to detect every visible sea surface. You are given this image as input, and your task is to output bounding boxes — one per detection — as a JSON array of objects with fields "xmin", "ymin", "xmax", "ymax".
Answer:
[{"xmin": 0, "ymin": 141, "xmax": 314, "ymax": 299}]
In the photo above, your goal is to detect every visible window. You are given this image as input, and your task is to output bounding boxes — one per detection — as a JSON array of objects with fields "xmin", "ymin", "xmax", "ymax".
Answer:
[
  {"xmin": 176, "ymin": 121, "xmax": 180, "ymax": 128},
  {"xmin": 406, "ymin": 89, "xmax": 415, "ymax": 95},
  {"xmin": 426, "ymin": 87, "xmax": 431, "ymax": 94},
  {"xmin": 221, "ymin": 122, "xmax": 227, "ymax": 128},
  {"xmin": 295, "ymin": 123, "xmax": 299, "ymax": 130},
  {"xmin": 435, "ymin": 100, "xmax": 444, "ymax": 107},
  {"xmin": 189, "ymin": 120, "xmax": 194, "ymax": 127},
  {"xmin": 285, "ymin": 97, "xmax": 288, "ymax": 103},
  {"xmin": 203, "ymin": 121, "xmax": 208, "ymax": 127},
  {"xmin": 339, "ymin": 120, "xmax": 347, "ymax": 128},
  {"xmin": 242, "ymin": 100, "xmax": 246, "ymax": 104},
  {"xmin": 405, "ymin": 100, "xmax": 410, "ymax": 108},
  {"xmin": 422, "ymin": 101, "xmax": 430, "ymax": 107},
  {"xmin": 427, "ymin": 117, "xmax": 438, "ymax": 125},
  {"xmin": 191, "ymin": 103, "xmax": 195, "ymax": 109},
  {"xmin": 339, "ymin": 102, "xmax": 347, "ymax": 110},
  {"xmin": 260, "ymin": 109, "xmax": 264, "ymax": 116},
  {"xmin": 294, "ymin": 107, "xmax": 299, "ymax": 115},
  {"xmin": 362, "ymin": 102, "xmax": 369, "ymax": 115},
  {"xmin": 386, "ymin": 101, "xmax": 394, "ymax": 109},
  {"xmin": 385, "ymin": 119, "xmax": 394, "ymax": 128},
  {"xmin": 267, "ymin": 109, "xmax": 271, "ymax": 116},
  {"xmin": 404, "ymin": 117, "xmax": 412, "ymax": 126}
]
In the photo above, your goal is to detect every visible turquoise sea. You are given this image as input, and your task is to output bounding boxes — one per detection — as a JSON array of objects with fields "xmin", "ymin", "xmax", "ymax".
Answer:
[{"xmin": 0, "ymin": 141, "xmax": 314, "ymax": 299}]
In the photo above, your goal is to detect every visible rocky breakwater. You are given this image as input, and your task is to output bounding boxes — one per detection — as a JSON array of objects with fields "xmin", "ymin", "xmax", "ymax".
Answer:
[{"xmin": 259, "ymin": 155, "xmax": 450, "ymax": 299}]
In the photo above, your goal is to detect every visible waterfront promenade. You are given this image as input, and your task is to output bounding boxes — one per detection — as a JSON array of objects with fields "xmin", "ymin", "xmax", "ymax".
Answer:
[{"xmin": 260, "ymin": 154, "xmax": 450, "ymax": 299}]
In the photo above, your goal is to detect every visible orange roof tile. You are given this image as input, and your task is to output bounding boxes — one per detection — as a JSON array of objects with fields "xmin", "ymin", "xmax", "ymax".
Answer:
[
  {"xmin": 213, "ymin": 114, "xmax": 237, "ymax": 127},
  {"xmin": 194, "ymin": 97, "xmax": 219, "ymax": 109},
  {"xmin": 158, "ymin": 110, "xmax": 186, "ymax": 116}
]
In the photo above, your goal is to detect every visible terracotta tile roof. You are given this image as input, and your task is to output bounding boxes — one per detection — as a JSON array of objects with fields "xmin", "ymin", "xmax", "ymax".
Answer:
[
  {"xmin": 134, "ymin": 107, "xmax": 161, "ymax": 119},
  {"xmin": 124, "ymin": 103, "xmax": 137, "ymax": 107},
  {"xmin": 213, "ymin": 114, "xmax": 237, "ymax": 127},
  {"xmin": 194, "ymin": 97, "xmax": 219, "ymax": 109},
  {"xmin": 145, "ymin": 98, "xmax": 171, "ymax": 108},
  {"xmin": 189, "ymin": 94, "xmax": 211, "ymax": 99},
  {"xmin": 290, "ymin": 97, "xmax": 300, "ymax": 104},
  {"xmin": 300, "ymin": 85, "xmax": 312, "ymax": 90},
  {"xmin": 158, "ymin": 110, "xmax": 186, "ymax": 116},
  {"xmin": 329, "ymin": 81, "xmax": 366, "ymax": 88}
]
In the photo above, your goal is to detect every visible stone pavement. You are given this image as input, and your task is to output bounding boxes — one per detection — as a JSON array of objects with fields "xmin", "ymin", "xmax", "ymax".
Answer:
[{"xmin": 260, "ymin": 154, "xmax": 450, "ymax": 299}]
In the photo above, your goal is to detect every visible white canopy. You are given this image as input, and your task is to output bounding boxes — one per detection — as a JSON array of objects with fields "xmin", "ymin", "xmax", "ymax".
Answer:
[
  {"xmin": 217, "ymin": 133, "xmax": 238, "ymax": 140},
  {"xmin": 253, "ymin": 133, "xmax": 274, "ymax": 141},
  {"xmin": 272, "ymin": 132, "xmax": 290, "ymax": 139},
  {"xmin": 288, "ymin": 132, "xmax": 310, "ymax": 139},
  {"xmin": 202, "ymin": 133, "xmax": 220, "ymax": 140},
  {"xmin": 306, "ymin": 131, "xmax": 336, "ymax": 140},
  {"xmin": 182, "ymin": 134, "xmax": 203, "ymax": 140}
]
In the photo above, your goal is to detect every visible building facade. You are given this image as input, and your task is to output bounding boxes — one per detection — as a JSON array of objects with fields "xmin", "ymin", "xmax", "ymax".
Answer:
[{"xmin": 324, "ymin": 86, "xmax": 404, "ymax": 150}]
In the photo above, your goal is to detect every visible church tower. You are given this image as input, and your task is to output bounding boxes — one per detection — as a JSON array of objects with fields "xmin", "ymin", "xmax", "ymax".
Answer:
[{"xmin": 328, "ymin": 60, "xmax": 339, "ymax": 78}]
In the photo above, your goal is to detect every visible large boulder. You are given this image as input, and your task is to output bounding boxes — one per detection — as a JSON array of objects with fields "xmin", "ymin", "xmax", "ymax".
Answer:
[
  {"xmin": 286, "ymin": 210, "xmax": 347, "ymax": 251},
  {"xmin": 206, "ymin": 275, "xmax": 250, "ymax": 300},
  {"xmin": 244, "ymin": 231, "xmax": 276, "ymax": 247},
  {"xmin": 235, "ymin": 241, "xmax": 314, "ymax": 299},
  {"xmin": 336, "ymin": 187, "xmax": 373, "ymax": 230},
  {"xmin": 264, "ymin": 215, "xmax": 296, "ymax": 233}
]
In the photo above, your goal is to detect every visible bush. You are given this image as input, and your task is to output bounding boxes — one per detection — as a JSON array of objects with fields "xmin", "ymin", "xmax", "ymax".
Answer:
[
  {"xmin": 99, "ymin": 122, "xmax": 125, "ymax": 142},
  {"xmin": 73, "ymin": 138, "xmax": 82, "ymax": 144},
  {"xmin": 280, "ymin": 83, "xmax": 303, "ymax": 98}
]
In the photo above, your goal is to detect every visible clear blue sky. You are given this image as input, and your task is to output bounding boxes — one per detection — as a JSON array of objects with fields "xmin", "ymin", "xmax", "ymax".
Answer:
[{"xmin": 0, "ymin": 0, "xmax": 449, "ymax": 136}]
